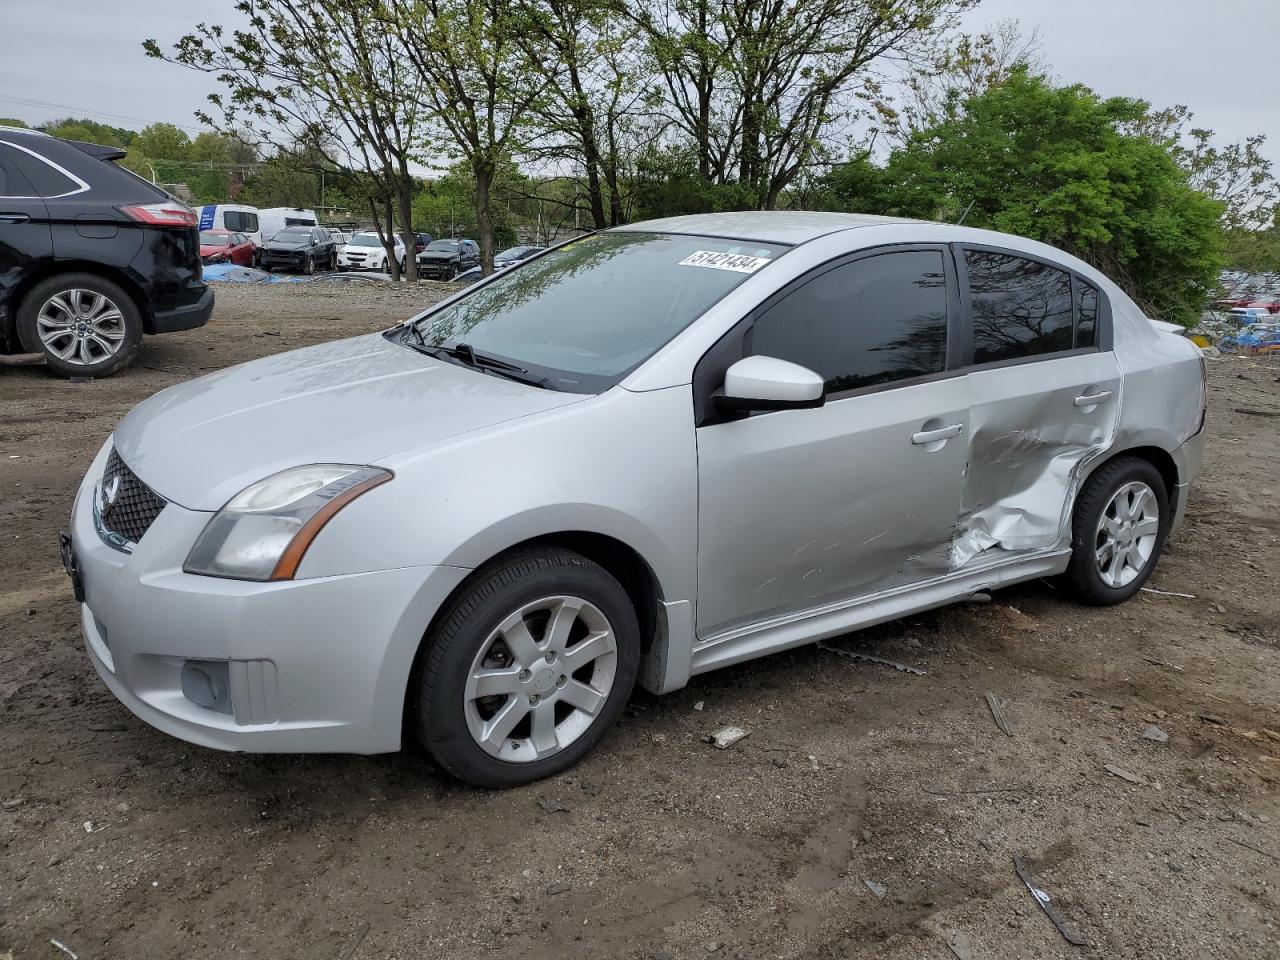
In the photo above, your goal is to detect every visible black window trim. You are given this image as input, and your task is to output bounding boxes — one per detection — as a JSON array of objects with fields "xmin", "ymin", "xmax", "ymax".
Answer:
[
  {"xmin": 951, "ymin": 241, "xmax": 1113, "ymax": 372},
  {"xmin": 693, "ymin": 242, "xmax": 963, "ymax": 426},
  {"xmin": 0, "ymin": 139, "xmax": 90, "ymax": 199}
]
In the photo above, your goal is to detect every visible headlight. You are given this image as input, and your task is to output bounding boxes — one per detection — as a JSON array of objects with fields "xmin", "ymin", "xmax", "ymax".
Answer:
[{"xmin": 184, "ymin": 464, "xmax": 392, "ymax": 581}]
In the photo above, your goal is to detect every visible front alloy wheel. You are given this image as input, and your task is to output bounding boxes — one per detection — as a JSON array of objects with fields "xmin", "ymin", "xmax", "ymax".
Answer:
[
  {"xmin": 415, "ymin": 548, "xmax": 639, "ymax": 787},
  {"xmin": 465, "ymin": 596, "xmax": 618, "ymax": 762}
]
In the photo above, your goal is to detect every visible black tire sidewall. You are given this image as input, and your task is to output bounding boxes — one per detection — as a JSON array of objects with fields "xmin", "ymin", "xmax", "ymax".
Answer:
[
  {"xmin": 418, "ymin": 550, "xmax": 640, "ymax": 788},
  {"xmin": 17, "ymin": 272, "xmax": 142, "ymax": 378},
  {"xmin": 1067, "ymin": 457, "xmax": 1170, "ymax": 604}
]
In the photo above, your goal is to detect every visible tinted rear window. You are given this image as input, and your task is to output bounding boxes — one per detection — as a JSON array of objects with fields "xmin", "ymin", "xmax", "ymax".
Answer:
[
  {"xmin": 225, "ymin": 210, "xmax": 258, "ymax": 232},
  {"xmin": 966, "ymin": 251, "xmax": 1074, "ymax": 364},
  {"xmin": 1, "ymin": 143, "xmax": 80, "ymax": 197}
]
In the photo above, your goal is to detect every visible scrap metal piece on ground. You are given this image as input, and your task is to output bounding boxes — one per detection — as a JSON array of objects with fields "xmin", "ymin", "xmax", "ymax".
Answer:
[
  {"xmin": 864, "ymin": 879, "xmax": 887, "ymax": 899},
  {"xmin": 1140, "ymin": 587, "xmax": 1197, "ymax": 599},
  {"xmin": 946, "ymin": 930, "xmax": 974, "ymax": 960},
  {"xmin": 1012, "ymin": 854, "xmax": 1089, "ymax": 947},
  {"xmin": 1225, "ymin": 836, "xmax": 1280, "ymax": 863},
  {"xmin": 1105, "ymin": 764, "xmax": 1145, "ymax": 785},
  {"xmin": 705, "ymin": 726, "xmax": 749, "ymax": 749},
  {"xmin": 985, "ymin": 691, "xmax": 1013, "ymax": 736},
  {"xmin": 817, "ymin": 641, "xmax": 926, "ymax": 675}
]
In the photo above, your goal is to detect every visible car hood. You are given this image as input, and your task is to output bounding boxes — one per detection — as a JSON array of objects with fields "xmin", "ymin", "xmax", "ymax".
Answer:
[
  {"xmin": 265, "ymin": 239, "xmax": 311, "ymax": 250},
  {"xmin": 113, "ymin": 332, "xmax": 585, "ymax": 510},
  {"xmin": 200, "ymin": 245, "xmax": 230, "ymax": 257},
  {"xmin": 420, "ymin": 250, "xmax": 458, "ymax": 260}
]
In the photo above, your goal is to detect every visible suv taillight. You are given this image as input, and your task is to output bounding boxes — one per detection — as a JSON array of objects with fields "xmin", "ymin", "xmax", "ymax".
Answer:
[{"xmin": 119, "ymin": 202, "xmax": 198, "ymax": 227}]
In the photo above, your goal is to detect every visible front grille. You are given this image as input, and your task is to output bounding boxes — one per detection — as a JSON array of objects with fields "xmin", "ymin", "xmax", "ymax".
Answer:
[{"xmin": 99, "ymin": 448, "xmax": 167, "ymax": 544}]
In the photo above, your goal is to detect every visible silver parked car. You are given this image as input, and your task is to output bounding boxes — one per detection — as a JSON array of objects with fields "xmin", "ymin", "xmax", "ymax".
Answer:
[{"xmin": 64, "ymin": 213, "xmax": 1206, "ymax": 787}]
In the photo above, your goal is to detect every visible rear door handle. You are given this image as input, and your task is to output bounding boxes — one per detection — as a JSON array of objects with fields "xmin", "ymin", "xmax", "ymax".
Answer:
[
  {"xmin": 911, "ymin": 423, "xmax": 964, "ymax": 445},
  {"xmin": 1074, "ymin": 390, "xmax": 1113, "ymax": 407},
  {"xmin": 0, "ymin": 213, "xmax": 31, "ymax": 223}
]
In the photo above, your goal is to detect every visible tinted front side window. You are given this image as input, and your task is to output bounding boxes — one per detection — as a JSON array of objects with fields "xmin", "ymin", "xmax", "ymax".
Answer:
[
  {"xmin": 750, "ymin": 251, "xmax": 949, "ymax": 395},
  {"xmin": 225, "ymin": 211, "xmax": 258, "ymax": 232},
  {"xmin": 966, "ymin": 251, "xmax": 1074, "ymax": 363}
]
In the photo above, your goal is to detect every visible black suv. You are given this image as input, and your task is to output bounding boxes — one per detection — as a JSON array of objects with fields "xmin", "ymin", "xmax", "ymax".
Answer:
[
  {"xmin": 0, "ymin": 126, "xmax": 212, "ymax": 377},
  {"xmin": 260, "ymin": 225, "xmax": 338, "ymax": 274},
  {"xmin": 417, "ymin": 238, "xmax": 480, "ymax": 280}
]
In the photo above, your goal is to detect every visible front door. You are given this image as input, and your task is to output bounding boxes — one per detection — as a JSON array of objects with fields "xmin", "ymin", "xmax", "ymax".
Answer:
[{"xmin": 695, "ymin": 247, "xmax": 969, "ymax": 640}]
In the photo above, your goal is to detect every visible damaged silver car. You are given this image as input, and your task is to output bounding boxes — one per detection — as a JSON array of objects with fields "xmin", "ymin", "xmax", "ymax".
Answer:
[{"xmin": 66, "ymin": 212, "xmax": 1206, "ymax": 787}]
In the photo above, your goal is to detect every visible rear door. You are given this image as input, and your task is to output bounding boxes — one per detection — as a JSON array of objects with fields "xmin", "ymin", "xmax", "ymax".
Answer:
[
  {"xmin": 694, "ymin": 246, "xmax": 969, "ymax": 638},
  {"xmin": 952, "ymin": 245, "xmax": 1122, "ymax": 564},
  {"xmin": 0, "ymin": 142, "xmax": 54, "ymax": 330}
]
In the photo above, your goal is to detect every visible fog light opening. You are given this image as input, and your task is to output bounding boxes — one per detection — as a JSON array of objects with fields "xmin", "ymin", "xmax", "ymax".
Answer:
[{"xmin": 181, "ymin": 660, "xmax": 232, "ymax": 715}]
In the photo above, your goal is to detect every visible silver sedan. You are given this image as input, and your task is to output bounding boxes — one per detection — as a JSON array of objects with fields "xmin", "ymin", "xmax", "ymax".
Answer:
[{"xmin": 65, "ymin": 212, "xmax": 1207, "ymax": 786}]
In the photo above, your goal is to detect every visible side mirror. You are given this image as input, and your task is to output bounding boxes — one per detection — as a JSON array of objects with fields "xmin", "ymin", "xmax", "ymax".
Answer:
[{"xmin": 717, "ymin": 355, "xmax": 826, "ymax": 413}]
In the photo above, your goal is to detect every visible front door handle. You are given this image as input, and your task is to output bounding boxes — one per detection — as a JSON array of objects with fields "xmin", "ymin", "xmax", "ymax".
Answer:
[
  {"xmin": 0, "ymin": 213, "xmax": 31, "ymax": 223},
  {"xmin": 911, "ymin": 423, "xmax": 964, "ymax": 445},
  {"xmin": 1074, "ymin": 390, "xmax": 1113, "ymax": 407}
]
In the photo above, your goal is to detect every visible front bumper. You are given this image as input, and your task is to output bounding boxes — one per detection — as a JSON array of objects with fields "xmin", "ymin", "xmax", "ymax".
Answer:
[
  {"xmin": 69, "ymin": 450, "xmax": 469, "ymax": 753},
  {"xmin": 261, "ymin": 251, "xmax": 308, "ymax": 271},
  {"xmin": 418, "ymin": 260, "xmax": 456, "ymax": 278}
]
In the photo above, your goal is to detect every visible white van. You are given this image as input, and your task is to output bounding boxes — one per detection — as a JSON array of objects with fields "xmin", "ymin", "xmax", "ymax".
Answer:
[
  {"xmin": 258, "ymin": 207, "xmax": 320, "ymax": 244},
  {"xmin": 197, "ymin": 204, "xmax": 262, "ymax": 246}
]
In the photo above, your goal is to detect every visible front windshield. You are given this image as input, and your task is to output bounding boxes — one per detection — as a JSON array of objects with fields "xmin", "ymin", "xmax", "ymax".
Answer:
[
  {"xmin": 427, "ymin": 240, "xmax": 459, "ymax": 251},
  {"xmin": 199, "ymin": 231, "xmax": 230, "ymax": 246},
  {"xmin": 412, "ymin": 232, "xmax": 785, "ymax": 392},
  {"xmin": 350, "ymin": 235, "xmax": 382, "ymax": 247},
  {"xmin": 273, "ymin": 228, "xmax": 311, "ymax": 240}
]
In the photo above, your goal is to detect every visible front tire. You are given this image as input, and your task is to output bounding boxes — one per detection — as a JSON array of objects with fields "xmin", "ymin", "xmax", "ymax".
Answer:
[
  {"xmin": 303, "ymin": 255, "xmax": 315, "ymax": 275},
  {"xmin": 1063, "ymin": 457, "xmax": 1169, "ymax": 605},
  {"xmin": 17, "ymin": 273, "xmax": 141, "ymax": 378},
  {"xmin": 416, "ymin": 548, "xmax": 640, "ymax": 788}
]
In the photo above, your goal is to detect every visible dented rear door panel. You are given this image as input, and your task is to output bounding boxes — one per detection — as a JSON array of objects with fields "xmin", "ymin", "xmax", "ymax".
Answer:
[{"xmin": 953, "ymin": 352, "xmax": 1122, "ymax": 565}]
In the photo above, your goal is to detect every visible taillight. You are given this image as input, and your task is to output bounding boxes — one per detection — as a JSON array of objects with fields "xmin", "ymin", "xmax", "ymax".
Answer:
[{"xmin": 119, "ymin": 202, "xmax": 198, "ymax": 227}]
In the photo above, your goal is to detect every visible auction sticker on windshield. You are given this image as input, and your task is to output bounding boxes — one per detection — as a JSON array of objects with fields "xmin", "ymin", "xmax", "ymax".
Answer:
[{"xmin": 678, "ymin": 250, "xmax": 771, "ymax": 273}]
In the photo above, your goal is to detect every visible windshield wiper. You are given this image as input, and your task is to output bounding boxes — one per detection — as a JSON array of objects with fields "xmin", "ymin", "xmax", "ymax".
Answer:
[{"xmin": 404, "ymin": 336, "xmax": 556, "ymax": 390}]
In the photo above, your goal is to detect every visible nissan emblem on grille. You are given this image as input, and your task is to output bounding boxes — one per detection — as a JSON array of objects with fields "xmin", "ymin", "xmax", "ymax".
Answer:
[{"xmin": 97, "ymin": 448, "xmax": 167, "ymax": 545}]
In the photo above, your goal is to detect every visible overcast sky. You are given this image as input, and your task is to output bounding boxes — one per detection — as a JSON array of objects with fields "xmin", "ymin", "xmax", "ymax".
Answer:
[{"xmin": 2, "ymin": 0, "xmax": 1276, "ymax": 166}]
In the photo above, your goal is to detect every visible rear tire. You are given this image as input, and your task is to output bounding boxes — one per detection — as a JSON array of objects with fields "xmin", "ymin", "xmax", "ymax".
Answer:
[
  {"xmin": 1063, "ymin": 457, "xmax": 1169, "ymax": 605},
  {"xmin": 17, "ymin": 273, "xmax": 141, "ymax": 378},
  {"xmin": 415, "ymin": 548, "xmax": 640, "ymax": 788}
]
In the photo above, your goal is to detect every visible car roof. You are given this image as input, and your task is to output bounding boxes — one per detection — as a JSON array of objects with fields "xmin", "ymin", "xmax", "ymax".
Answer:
[{"xmin": 616, "ymin": 211, "xmax": 920, "ymax": 245}]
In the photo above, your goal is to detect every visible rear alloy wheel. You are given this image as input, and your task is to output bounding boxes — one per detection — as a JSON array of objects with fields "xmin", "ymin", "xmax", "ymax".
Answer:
[
  {"xmin": 1064, "ymin": 457, "xmax": 1169, "ymax": 605},
  {"xmin": 416, "ymin": 548, "xmax": 639, "ymax": 787},
  {"xmin": 17, "ymin": 273, "xmax": 141, "ymax": 377}
]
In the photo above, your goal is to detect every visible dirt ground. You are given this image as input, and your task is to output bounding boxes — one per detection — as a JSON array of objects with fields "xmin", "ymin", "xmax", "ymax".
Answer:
[{"xmin": 2, "ymin": 283, "xmax": 1278, "ymax": 960}]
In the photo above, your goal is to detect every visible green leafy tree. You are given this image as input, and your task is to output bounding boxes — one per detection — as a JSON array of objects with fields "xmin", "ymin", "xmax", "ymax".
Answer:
[
  {"xmin": 42, "ymin": 117, "xmax": 134, "ymax": 146},
  {"xmin": 147, "ymin": 0, "xmax": 432, "ymax": 280},
  {"xmin": 0, "ymin": 117, "xmax": 29, "ymax": 128},
  {"xmin": 844, "ymin": 70, "xmax": 1223, "ymax": 326},
  {"xmin": 132, "ymin": 122, "xmax": 191, "ymax": 160},
  {"xmin": 389, "ymin": 0, "xmax": 551, "ymax": 273}
]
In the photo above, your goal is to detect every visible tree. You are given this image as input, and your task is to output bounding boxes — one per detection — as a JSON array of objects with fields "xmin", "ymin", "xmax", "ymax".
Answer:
[
  {"xmin": 42, "ymin": 117, "xmax": 133, "ymax": 147},
  {"xmin": 132, "ymin": 123, "xmax": 192, "ymax": 160},
  {"xmin": 389, "ymin": 0, "xmax": 550, "ymax": 274},
  {"xmin": 876, "ymin": 18, "xmax": 1045, "ymax": 144},
  {"xmin": 848, "ymin": 70, "xmax": 1222, "ymax": 326},
  {"xmin": 632, "ymin": 0, "xmax": 973, "ymax": 208},
  {"xmin": 1131, "ymin": 105, "xmax": 1280, "ymax": 232},
  {"xmin": 147, "ymin": 0, "xmax": 431, "ymax": 280}
]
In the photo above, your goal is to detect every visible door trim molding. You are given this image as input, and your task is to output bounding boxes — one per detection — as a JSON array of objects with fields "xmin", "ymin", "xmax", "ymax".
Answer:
[{"xmin": 689, "ymin": 547, "xmax": 1071, "ymax": 676}]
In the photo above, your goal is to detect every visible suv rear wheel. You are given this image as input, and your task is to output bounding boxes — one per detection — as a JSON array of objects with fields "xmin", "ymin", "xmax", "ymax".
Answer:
[{"xmin": 17, "ymin": 273, "xmax": 141, "ymax": 377}]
